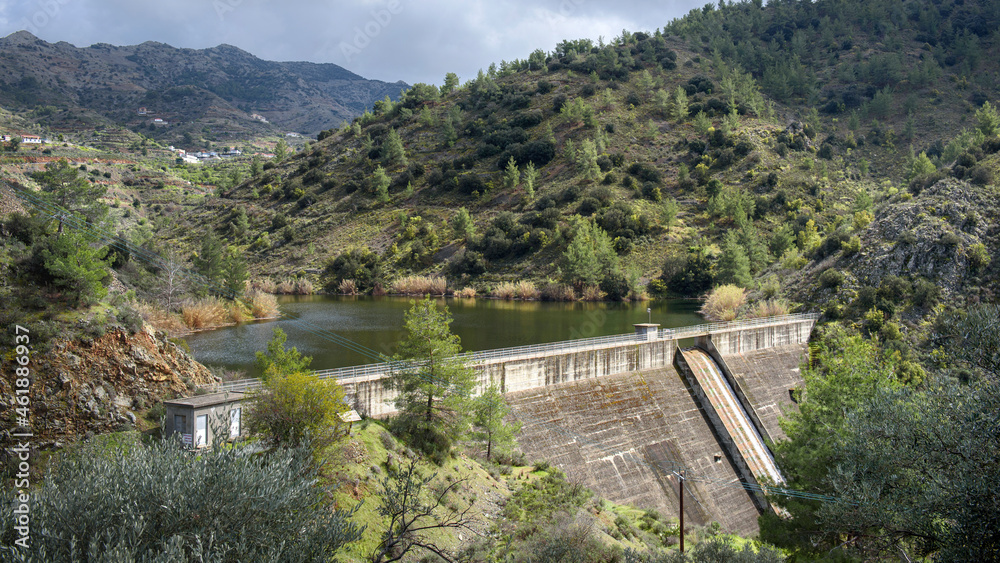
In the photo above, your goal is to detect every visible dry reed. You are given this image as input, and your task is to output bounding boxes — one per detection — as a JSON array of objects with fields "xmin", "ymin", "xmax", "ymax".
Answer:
[
  {"xmin": 454, "ymin": 287, "xmax": 477, "ymax": 298},
  {"xmin": 541, "ymin": 283, "xmax": 576, "ymax": 301},
  {"xmin": 581, "ymin": 285, "xmax": 605, "ymax": 301},
  {"xmin": 391, "ymin": 275, "xmax": 447, "ymax": 295},
  {"xmin": 745, "ymin": 298, "xmax": 790, "ymax": 319},
  {"xmin": 181, "ymin": 298, "xmax": 229, "ymax": 329},
  {"xmin": 293, "ymin": 279, "xmax": 314, "ymax": 295},
  {"xmin": 491, "ymin": 282, "xmax": 518, "ymax": 300},
  {"xmin": 135, "ymin": 302, "xmax": 187, "ymax": 335},
  {"xmin": 700, "ymin": 284, "xmax": 747, "ymax": 321},
  {"xmin": 338, "ymin": 279, "xmax": 358, "ymax": 295},
  {"xmin": 246, "ymin": 290, "xmax": 280, "ymax": 318}
]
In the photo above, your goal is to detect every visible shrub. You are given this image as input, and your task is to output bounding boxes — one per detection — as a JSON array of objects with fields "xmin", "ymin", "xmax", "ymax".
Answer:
[
  {"xmin": 627, "ymin": 162, "xmax": 662, "ymax": 184},
  {"xmin": 0, "ymin": 435, "xmax": 361, "ymax": 560},
  {"xmin": 448, "ymin": 249, "xmax": 487, "ymax": 277},
  {"xmin": 324, "ymin": 248, "xmax": 383, "ymax": 293},
  {"xmin": 940, "ymin": 231, "xmax": 962, "ymax": 247},
  {"xmin": 967, "ymin": 242, "xmax": 991, "ymax": 271},
  {"xmin": 967, "ymin": 165, "xmax": 993, "ymax": 186},
  {"xmin": 700, "ymin": 284, "xmax": 746, "ymax": 321},
  {"xmin": 819, "ymin": 268, "xmax": 845, "ymax": 289},
  {"xmin": 877, "ymin": 275, "xmax": 912, "ymax": 303},
  {"xmin": 912, "ymin": 277, "xmax": 940, "ymax": 307},
  {"xmin": 600, "ymin": 271, "xmax": 631, "ymax": 301},
  {"xmin": 841, "ymin": 235, "xmax": 862, "ymax": 256},
  {"xmin": 246, "ymin": 371, "xmax": 349, "ymax": 450}
]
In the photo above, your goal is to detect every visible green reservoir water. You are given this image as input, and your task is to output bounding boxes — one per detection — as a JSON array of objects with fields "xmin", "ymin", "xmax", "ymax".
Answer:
[{"xmin": 185, "ymin": 295, "xmax": 703, "ymax": 377}]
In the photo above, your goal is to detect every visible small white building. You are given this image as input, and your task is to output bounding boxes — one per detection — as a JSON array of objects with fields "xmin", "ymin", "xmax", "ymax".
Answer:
[
  {"xmin": 21, "ymin": 135, "xmax": 41, "ymax": 144},
  {"xmin": 163, "ymin": 392, "xmax": 246, "ymax": 448}
]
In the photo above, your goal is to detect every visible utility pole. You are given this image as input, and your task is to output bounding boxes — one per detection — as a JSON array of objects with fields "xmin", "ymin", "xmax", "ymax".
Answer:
[{"xmin": 678, "ymin": 470, "xmax": 685, "ymax": 553}]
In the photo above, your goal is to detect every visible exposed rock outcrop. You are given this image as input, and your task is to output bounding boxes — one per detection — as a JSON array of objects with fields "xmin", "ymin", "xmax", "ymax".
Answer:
[{"xmin": 0, "ymin": 325, "xmax": 218, "ymax": 448}]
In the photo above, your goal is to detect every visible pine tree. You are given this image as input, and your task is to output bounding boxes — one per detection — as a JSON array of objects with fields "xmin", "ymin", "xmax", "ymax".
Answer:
[
  {"xmin": 450, "ymin": 207, "xmax": 475, "ymax": 241},
  {"xmin": 40, "ymin": 230, "xmax": 110, "ymax": 306},
  {"xmin": 222, "ymin": 250, "xmax": 248, "ymax": 298},
  {"xmin": 389, "ymin": 298, "xmax": 476, "ymax": 454},
  {"xmin": 673, "ymin": 86, "xmax": 689, "ymax": 122},
  {"xmin": 503, "ymin": 156, "xmax": 520, "ymax": 189},
  {"xmin": 382, "ymin": 128, "xmax": 407, "ymax": 167},
  {"xmin": 442, "ymin": 72, "xmax": 460, "ymax": 94},
  {"xmin": 193, "ymin": 231, "xmax": 227, "ymax": 290},
  {"xmin": 442, "ymin": 116, "xmax": 458, "ymax": 147},
  {"xmin": 716, "ymin": 231, "xmax": 752, "ymax": 287},
  {"xmin": 274, "ymin": 138, "xmax": 288, "ymax": 160},
  {"xmin": 563, "ymin": 218, "xmax": 618, "ymax": 286},
  {"xmin": 33, "ymin": 159, "xmax": 107, "ymax": 235},
  {"xmin": 523, "ymin": 161, "xmax": 539, "ymax": 200},
  {"xmin": 471, "ymin": 383, "xmax": 521, "ymax": 461},
  {"xmin": 373, "ymin": 165, "xmax": 391, "ymax": 204}
]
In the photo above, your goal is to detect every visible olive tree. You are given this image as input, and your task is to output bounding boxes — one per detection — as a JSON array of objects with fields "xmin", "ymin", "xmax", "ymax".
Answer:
[{"xmin": 0, "ymin": 434, "xmax": 362, "ymax": 562}]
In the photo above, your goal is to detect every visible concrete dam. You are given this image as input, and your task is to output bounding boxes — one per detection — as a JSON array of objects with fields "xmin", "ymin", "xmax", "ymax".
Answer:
[{"xmin": 211, "ymin": 313, "xmax": 817, "ymax": 534}]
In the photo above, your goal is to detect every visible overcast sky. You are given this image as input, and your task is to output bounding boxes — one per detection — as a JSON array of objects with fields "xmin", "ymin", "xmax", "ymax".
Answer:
[{"xmin": 0, "ymin": 0, "xmax": 707, "ymax": 85}]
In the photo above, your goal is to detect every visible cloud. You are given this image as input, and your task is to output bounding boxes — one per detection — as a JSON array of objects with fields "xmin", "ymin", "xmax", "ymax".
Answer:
[{"xmin": 0, "ymin": 0, "xmax": 706, "ymax": 85}]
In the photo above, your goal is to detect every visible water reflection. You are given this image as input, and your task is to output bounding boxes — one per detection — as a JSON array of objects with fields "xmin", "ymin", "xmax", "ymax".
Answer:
[{"xmin": 186, "ymin": 295, "xmax": 703, "ymax": 377}]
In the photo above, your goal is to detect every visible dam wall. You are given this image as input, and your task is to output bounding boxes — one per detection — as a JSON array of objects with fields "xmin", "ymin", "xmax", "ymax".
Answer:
[
  {"xmin": 506, "ymin": 367, "xmax": 764, "ymax": 536},
  {"xmin": 715, "ymin": 345, "xmax": 808, "ymax": 442},
  {"xmin": 203, "ymin": 314, "xmax": 817, "ymax": 532}
]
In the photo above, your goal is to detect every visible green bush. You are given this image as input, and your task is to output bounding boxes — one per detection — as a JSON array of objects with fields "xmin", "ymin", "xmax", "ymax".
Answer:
[
  {"xmin": 912, "ymin": 277, "xmax": 940, "ymax": 307},
  {"xmin": 819, "ymin": 268, "xmax": 845, "ymax": 289},
  {"xmin": 968, "ymin": 242, "xmax": 991, "ymax": 271},
  {"xmin": 0, "ymin": 435, "xmax": 361, "ymax": 561}
]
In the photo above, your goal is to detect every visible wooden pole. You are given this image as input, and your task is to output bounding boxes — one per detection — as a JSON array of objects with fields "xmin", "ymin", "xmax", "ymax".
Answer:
[{"xmin": 679, "ymin": 471, "xmax": 685, "ymax": 553}]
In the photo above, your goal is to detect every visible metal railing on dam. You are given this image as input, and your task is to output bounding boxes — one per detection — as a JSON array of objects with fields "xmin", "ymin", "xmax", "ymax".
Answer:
[{"xmin": 202, "ymin": 313, "xmax": 819, "ymax": 394}]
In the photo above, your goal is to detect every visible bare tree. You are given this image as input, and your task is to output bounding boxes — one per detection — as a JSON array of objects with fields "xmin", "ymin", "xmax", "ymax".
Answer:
[
  {"xmin": 371, "ymin": 456, "xmax": 475, "ymax": 563},
  {"xmin": 158, "ymin": 249, "xmax": 188, "ymax": 310}
]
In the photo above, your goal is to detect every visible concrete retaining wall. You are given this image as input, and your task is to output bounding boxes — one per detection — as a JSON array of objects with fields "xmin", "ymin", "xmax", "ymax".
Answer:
[
  {"xmin": 342, "ymin": 338, "xmax": 676, "ymax": 417},
  {"xmin": 707, "ymin": 318, "xmax": 814, "ymax": 356}
]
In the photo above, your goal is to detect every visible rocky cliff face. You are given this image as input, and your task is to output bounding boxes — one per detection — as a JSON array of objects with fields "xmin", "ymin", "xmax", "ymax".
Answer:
[
  {"xmin": 1, "ymin": 325, "xmax": 218, "ymax": 448},
  {"xmin": 787, "ymin": 178, "xmax": 999, "ymax": 311},
  {"xmin": 846, "ymin": 179, "xmax": 997, "ymax": 297}
]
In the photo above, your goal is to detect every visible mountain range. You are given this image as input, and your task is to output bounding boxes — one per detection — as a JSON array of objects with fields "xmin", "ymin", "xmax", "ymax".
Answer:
[{"xmin": 0, "ymin": 30, "xmax": 407, "ymax": 137}]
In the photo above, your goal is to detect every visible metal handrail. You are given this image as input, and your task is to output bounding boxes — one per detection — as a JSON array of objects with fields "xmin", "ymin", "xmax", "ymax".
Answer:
[{"xmin": 204, "ymin": 313, "xmax": 820, "ymax": 393}]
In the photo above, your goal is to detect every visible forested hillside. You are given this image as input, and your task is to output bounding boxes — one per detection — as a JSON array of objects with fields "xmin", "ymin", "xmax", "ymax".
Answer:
[{"xmin": 148, "ymin": 0, "xmax": 999, "ymax": 338}]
